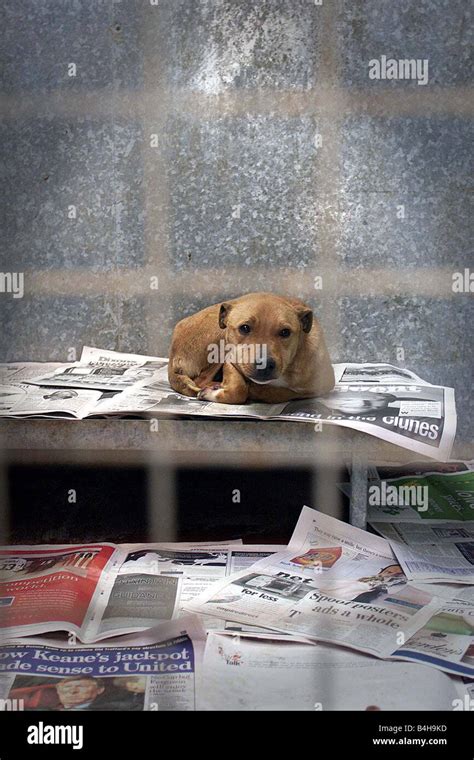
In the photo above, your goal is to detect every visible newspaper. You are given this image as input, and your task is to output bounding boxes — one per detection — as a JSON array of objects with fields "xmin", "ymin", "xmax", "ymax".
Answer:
[
  {"xmin": 374, "ymin": 460, "xmax": 474, "ymax": 479},
  {"xmin": 394, "ymin": 600, "xmax": 474, "ymax": 678},
  {"xmin": 0, "ymin": 616, "xmax": 205, "ymax": 712},
  {"xmin": 1, "ymin": 349, "xmax": 457, "ymax": 459},
  {"xmin": 333, "ymin": 362, "xmax": 433, "ymax": 386},
  {"xmin": 0, "ymin": 363, "xmax": 65, "ymax": 384},
  {"xmin": 28, "ymin": 347, "xmax": 169, "ymax": 393},
  {"xmin": 0, "ymin": 541, "xmax": 245, "ymax": 642},
  {"xmin": 200, "ymin": 631, "xmax": 468, "ymax": 711},
  {"xmin": 115, "ymin": 543, "xmax": 284, "ymax": 634},
  {"xmin": 388, "ymin": 537, "xmax": 474, "ymax": 585},
  {"xmin": 185, "ymin": 507, "xmax": 440, "ymax": 659},
  {"xmin": 363, "ymin": 471, "xmax": 474, "ymax": 584},
  {"xmin": 367, "ymin": 471, "xmax": 474, "ymax": 524},
  {"xmin": 223, "ymin": 546, "xmax": 288, "ymax": 634},
  {"xmin": 338, "ymin": 462, "xmax": 474, "ymax": 521},
  {"xmin": 284, "ymin": 361, "xmax": 454, "ymax": 459},
  {"xmin": 0, "ymin": 362, "xmax": 102, "ymax": 419},
  {"xmin": 410, "ymin": 582, "xmax": 474, "ymax": 607},
  {"xmin": 99, "ymin": 355, "xmax": 456, "ymax": 459},
  {"xmin": 372, "ymin": 521, "xmax": 474, "ymax": 546},
  {"xmin": 0, "ymin": 544, "xmax": 127, "ymax": 642}
]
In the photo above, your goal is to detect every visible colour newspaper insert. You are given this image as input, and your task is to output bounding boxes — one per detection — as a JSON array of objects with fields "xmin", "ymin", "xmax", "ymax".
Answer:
[
  {"xmin": 0, "ymin": 617, "xmax": 205, "ymax": 712},
  {"xmin": 367, "ymin": 472, "xmax": 474, "ymax": 584},
  {"xmin": 368, "ymin": 471, "xmax": 474, "ymax": 524},
  {"xmin": 0, "ymin": 544, "xmax": 126, "ymax": 642},
  {"xmin": 1, "ymin": 349, "xmax": 457, "ymax": 459}
]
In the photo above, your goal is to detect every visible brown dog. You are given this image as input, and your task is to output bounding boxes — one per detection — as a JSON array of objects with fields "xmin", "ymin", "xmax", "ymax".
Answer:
[{"xmin": 168, "ymin": 292, "xmax": 335, "ymax": 404}]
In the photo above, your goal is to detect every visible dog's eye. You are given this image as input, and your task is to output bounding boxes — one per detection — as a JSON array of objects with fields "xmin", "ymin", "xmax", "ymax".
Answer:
[
  {"xmin": 279, "ymin": 328, "xmax": 291, "ymax": 338},
  {"xmin": 239, "ymin": 324, "xmax": 251, "ymax": 335}
]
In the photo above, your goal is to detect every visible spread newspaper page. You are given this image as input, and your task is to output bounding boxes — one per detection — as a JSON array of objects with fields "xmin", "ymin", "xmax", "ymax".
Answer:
[
  {"xmin": 0, "ymin": 541, "xmax": 245, "ymax": 642},
  {"xmin": 199, "ymin": 631, "xmax": 469, "ymax": 711},
  {"xmin": 1, "ymin": 348, "xmax": 457, "ymax": 460},
  {"xmin": 185, "ymin": 507, "xmax": 441, "ymax": 659}
]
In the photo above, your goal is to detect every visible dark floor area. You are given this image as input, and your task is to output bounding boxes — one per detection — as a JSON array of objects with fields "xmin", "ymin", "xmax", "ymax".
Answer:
[{"xmin": 6, "ymin": 463, "xmax": 349, "ymax": 544}]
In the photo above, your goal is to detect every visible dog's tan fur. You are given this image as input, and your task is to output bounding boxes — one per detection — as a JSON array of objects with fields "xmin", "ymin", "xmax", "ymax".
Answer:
[{"xmin": 168, "ymin": 292, "xmax": 335, "ymax": 404}]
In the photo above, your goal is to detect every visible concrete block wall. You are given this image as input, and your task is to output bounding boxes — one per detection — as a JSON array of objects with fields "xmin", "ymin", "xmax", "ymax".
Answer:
[{"xmin": 1, "ymin": 0, "xmax": 472, "ymax": 442}]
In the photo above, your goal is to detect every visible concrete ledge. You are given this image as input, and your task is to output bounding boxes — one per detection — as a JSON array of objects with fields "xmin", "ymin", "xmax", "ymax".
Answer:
[{"xmin": 1, "ymin": 419, "xmax": 470, "ymax": 466}]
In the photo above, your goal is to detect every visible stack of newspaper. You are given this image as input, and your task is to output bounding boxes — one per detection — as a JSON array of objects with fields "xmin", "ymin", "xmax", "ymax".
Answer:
[
  {"xmin": 339, "ymin": 462, "xmax": 474, "ymax": 585},
  {"xmin": 1, "ymin": 501, "xmax": 472, "ymax": 711},
  {"xmin": 0, "ymin": 346, "xmax": 457, "ymax": 459}
]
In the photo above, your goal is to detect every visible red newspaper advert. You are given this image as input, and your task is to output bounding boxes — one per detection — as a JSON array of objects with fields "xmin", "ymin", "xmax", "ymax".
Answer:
[{"xmin": 0, "ymin": 544, "xmax": 127, "ymax": 642}]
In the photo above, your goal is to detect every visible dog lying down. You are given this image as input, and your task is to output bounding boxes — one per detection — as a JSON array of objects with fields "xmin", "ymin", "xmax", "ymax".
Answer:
[{"xmin": 168, "ymin": 292, "xmax": 335, "ymax": 404}]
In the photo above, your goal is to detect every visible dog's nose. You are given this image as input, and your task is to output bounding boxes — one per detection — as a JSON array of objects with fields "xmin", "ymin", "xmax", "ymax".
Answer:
[{"xmin": 252, "ymin": 357, "xmax": 277, "ymax": 381}]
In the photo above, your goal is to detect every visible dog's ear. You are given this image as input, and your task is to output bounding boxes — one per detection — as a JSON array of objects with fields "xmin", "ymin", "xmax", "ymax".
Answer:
[
  {"xmin": 285, "ymin": 297, "xmax": 314, "ymax": 333},
  {"xmin": 219, "ymin": 302, "xmax": 232, "ymax": 329},
  {"xmin": 296, "ymin": 307, "xmax": 313, "ymax": 333}
]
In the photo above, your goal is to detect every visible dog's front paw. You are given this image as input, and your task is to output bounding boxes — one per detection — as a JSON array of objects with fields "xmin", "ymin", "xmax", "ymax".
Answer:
[{"xmin": 197, "ymin": 384, "xmax": 223, "ymax": 402}]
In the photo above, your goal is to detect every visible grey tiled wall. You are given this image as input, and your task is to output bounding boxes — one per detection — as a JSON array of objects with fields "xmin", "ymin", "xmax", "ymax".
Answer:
[
  {"xmin": 337, "ymin": 0, "xmax": 472, "ymax": 88},
  {"xmin": 0, "ymin": 0, "xmax": 472, "ymax": 442}
]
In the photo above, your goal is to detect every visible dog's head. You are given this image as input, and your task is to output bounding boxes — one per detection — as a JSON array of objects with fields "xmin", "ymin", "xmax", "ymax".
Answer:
[{"xmin": 218, "ymin": 293, "xmax": 313, "ymax": 384}]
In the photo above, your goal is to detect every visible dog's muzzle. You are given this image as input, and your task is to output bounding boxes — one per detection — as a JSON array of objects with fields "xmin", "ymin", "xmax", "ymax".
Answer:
[{"xmin": 249, "ymin": 358, "xmax": 277, "ymax": 383}]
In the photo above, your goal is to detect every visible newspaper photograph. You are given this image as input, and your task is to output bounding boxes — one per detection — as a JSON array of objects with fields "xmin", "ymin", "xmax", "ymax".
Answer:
[
  {"xmin": 0, "ymin": 544, "xmax": 127, "ymax": 641},
  {"xmin": 394, "ymin": 601, "xmax": 474, "ymax": 678},
  {"xmin": 0, "ymin": 616, "xmax": 205, "ymax": 712},
  {"xmin": 185, "ymin": 507, "xmax": 441, "ymax": 659},
  {"xmin": 0, "ymin": 349, "xmax": 457, "ymax": 459},
  {"xmin": 200, "ymin": 632, "xmax": 468, "ymax": 711}
]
